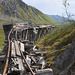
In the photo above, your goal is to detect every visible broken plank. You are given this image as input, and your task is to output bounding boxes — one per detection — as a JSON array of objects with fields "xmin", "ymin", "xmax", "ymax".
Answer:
[{"xmin": 14, "ymin": 41, "xmax": 25, "ymax": 71}]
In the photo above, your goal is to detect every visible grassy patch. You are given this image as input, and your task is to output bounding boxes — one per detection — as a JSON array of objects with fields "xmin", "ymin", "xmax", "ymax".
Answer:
[
  {"xmin": 0, "ymin": 26, "xmax": 5, "ymax": 49},
  {"xmin": 35, "ymin": 22, "xmax": 75, "ymax": 67}
]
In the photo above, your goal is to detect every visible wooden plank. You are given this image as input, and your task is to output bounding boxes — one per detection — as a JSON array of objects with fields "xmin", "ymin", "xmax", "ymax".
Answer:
[
  {"xmin": 36, "ymin": 69, "xmax": 53, "ymax": 75},
  {"xmin": 14, "ymin": 41, "xmax": 25, "ymax": 71},
  {"xmin": 20, "ymin": 42, "xmax": 25, "ymax": 52},
  {"xmin": 11, "ymin": 41, "xmax": 16, "ymax": 57}
]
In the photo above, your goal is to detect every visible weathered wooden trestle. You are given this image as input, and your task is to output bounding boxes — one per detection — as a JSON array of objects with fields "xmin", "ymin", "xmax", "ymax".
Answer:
[
  {"xmin": 15, "ymin": 25, "xmax": 56, "ymax": 43},
  {"xmin": 2, "ymin": 24, "xmax": 57, "ymax": 75}
]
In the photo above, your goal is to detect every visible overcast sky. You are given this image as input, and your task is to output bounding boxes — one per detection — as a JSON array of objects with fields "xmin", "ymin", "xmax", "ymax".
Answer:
[{"xmin": 22, "ymin": 0, "xmax": 75, "ymax": 17}]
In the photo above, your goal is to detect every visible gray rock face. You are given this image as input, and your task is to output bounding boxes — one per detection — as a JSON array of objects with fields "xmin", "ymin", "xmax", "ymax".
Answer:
[{"xmin": 53, "ymin": 39, "xmax": 75, "ymax": 75}]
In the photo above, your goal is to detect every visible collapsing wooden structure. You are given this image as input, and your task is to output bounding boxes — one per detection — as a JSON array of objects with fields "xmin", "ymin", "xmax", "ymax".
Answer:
[{"xmin": 2, "ymin": 23, "xmax": 57, "ymax": 75}]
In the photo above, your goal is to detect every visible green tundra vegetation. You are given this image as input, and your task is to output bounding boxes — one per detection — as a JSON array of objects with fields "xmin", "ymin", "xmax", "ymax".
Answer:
[
  {"xmin": 0, "ymin": 26, "xmax": 5, "ymax": 51},
  {"xmin": 35, "ymin": 22, "xmax": 75, "ymax": 67}
]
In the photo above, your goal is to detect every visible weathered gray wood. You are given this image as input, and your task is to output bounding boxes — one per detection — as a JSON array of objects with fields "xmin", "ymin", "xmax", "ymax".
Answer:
[
  {"xmin": 25, "ymin": 30, "xmax": 28, "ymax": 40},
  {"xmin": 36, "ymin": 69, "xmax": 53, "ymax": 75},
  {"xmin": 14, "ymin": 41, "xmax": 25, "ymax": 71},
  {"xmin": 0, "ymin": 55, "xmax": 5, "ymax": 62},
  {"xmin": 31, "ymin": 65, "xmax": 42, "ymax": 69},
  {"xmin": 11, "ymin": 41, "xmax": 16, "ymax": 57},
  {"xmin": 20, "ymin": 42, "xmax": 25, "ymax": 52},
  {"xmin": 30, "ymin": 56, "xmax": 36, "ymax": 63}
]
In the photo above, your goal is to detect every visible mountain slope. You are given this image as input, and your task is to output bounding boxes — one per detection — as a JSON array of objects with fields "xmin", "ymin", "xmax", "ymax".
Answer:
[
  {"xmin": 46, "ymin": 15, "xmax": 65, "ymax": 24},
  {"xmin": 0, "ymin": 0, "xmax": 60, "ymax": 25}
]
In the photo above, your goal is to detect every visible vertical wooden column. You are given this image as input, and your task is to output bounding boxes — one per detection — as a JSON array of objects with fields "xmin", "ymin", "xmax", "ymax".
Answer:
[
  {"xmin": 25, "ymin": 29, "xmax": 28, "ymax": 40},
  {"xmin": 24, "ymin": 30, "xmax": 26, "ymax": 40},
  {"xmin": 21, "ymin": 30, "xmax": 23, "ymax": 40},
  {"xmin": 30, "ymin": 29, "xmax": 33, "ymax": 43},
  {"xmin": 38, "ymin": 28, "xmax": 42, "ymax": 38},
  {"xmin": 45, "ymin": 28, "xmax": 48, "ymax": 34}
]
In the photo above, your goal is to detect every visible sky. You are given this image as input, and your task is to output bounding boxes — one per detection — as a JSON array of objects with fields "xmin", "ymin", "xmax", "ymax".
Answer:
[{"xmin": 22, "ymin": 0, "xmax": 75, "ymax": 18}]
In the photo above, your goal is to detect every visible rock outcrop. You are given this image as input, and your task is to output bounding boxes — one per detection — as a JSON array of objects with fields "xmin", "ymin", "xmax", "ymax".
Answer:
[{"xmin": 53, "ymin": 39, "xmax": 75, "ymax": 75}]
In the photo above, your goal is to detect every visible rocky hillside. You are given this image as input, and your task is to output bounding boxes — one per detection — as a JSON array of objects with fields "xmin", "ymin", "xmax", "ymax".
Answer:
[
  {"xmin": 53, "ymin": 39, "xmax": 75, "ymax": 75},
  {"xmin": 35, "ymin": 22, "xmax": 75, "ymax": 66},
  {"xmin": 0, "ymin": 0, "xmax": 60, "ymax": 25}
]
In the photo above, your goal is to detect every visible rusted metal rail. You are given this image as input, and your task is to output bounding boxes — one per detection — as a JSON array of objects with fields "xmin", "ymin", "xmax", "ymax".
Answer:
[
  {"xmin": 16, "ymin": 31, "xmax": 35, "ymax": 75},
  {"xmin": 3, "ymin": 27, "xmax": 15, "ymax": 75},
  {"xmin": 3, "ymin": 26, "xmax": 35, "ymax": 75}
]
